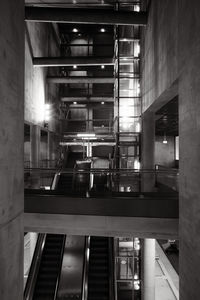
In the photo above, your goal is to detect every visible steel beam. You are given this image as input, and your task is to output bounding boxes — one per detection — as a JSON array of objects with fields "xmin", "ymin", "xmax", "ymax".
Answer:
[
  {"xmin": 61, "ymin": 97, "xmax": 114, "ymax": 102},
  {"xmin": 33, "ymin": 56, "xmax": 114, "ymax": 67},
  {"xmin": 25, "ymin": 7, "xmax": 147, "ymax": 26},
  {"xmin": 47, "ymin": 76, "xmax": 114, "ymax": 84}
]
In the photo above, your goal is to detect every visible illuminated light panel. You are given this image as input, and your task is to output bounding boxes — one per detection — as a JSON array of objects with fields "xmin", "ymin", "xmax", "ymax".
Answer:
[
  {"xmin": 73, "ymin": 65, "xmax": 77, "ymax": 69},
  {"xmin": 100, "ymin": 28, "xmax": 106, "ymax": 33},
  {"xmin": 134, "ymin": 160, "xmax": 140, "ymax": 170},
  {"xmin": 82, "ymin": 137, "xmax": 97, "ymax": 140},
  {"xmin": 72, "ymin": 28, "xmax": 78, "ymax": 33},
  {"xmin": 73, "ymin": 101, "xmax": 77, "ymax": 105},
  {"xmin": 134, "ymin": 43, "xmax": 140, "ymax": 57},
  {"xmin": 44, "ymin": 103, "xmax": 51, "ymax": 121},
  {"xmin": 136, "ymin": 122, "xmax": 141, "ymax": 132},
  {"xmin": 101, "ymin": 65, "xmax": 105, "ymax": 69},
  {"xmin": 77, "ymin": 133, "xmax": 96, "ymax": 137},
  {"xmin": 101, "ymin": 101, "xmax": 105, "ymax": 105}
]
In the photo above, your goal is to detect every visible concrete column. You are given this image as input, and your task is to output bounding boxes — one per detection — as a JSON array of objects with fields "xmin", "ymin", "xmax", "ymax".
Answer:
[
  {"xmin": 48, "ymin": 131, "xmax": 53, "ymax": 167},
  {"xmin": 88, "ymin": 108, "xmax": 93, "ymax": 132},
  {"xmin": 30, "ymin": 125, "xmax": 40, "ymax": 188},
  {"xmin": 31, "ymin": 125, "xmax": 40, "ymax": 168},
  {"xmin": 178, "ymin": 1, "xmax": 200, "ymax": 298},
  {"xmin": 141, "ymin": 239, "xmax": 155, "ymax": 300},
  {"xmin": 141, "ymin": 111, "xmax": 155, "ymax": 192},
  {"xmin": 0, "ymin": 0, "xmax": 24, "ymax": 299}
]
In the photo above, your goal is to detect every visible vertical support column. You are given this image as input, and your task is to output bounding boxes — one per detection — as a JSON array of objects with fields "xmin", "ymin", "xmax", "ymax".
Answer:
[
  {"xmin": 48, "ymin": 131, "xmax": 54, "ymax": 167},
  {"xmin": 141, "ymin": 239, "xmax": 155, "ymax": 300},
  {"xmin": 88, "ymin": 107, "xmax": 93, "ymax": 132},
  {"xmin": 178, "ymin": 1, "xmax": 200, "ymax": 298},
  {"xmin": 0, "ymin": 0, "xmax": 24, "ymax": 299},
  {"xmin": 30, "ymin": 125, "xmax": 40, "ymax": 188},
  {"xmin": 31, "ymin": 125, "xmax": 40, "ymax": 168},
  {"xmin": 87, "ymin": 142, "xmax": 92, "ymax": 158},
  {"xmin": 141, "ymin": 111, "xmax": 155, "ymax": 192}
]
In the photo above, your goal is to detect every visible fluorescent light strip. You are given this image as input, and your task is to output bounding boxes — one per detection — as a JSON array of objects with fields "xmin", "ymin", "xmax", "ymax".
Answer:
[{"xmin": 77, "ymin": 133, "xmax": 96, "ymax": 137}]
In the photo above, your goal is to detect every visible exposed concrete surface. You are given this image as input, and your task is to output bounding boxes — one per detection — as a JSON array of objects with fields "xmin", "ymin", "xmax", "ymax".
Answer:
[
  {"xmin": 155, "ymin": 136, "xmax": 175, "ymax": 168},
  {"xmin": 142, "ymin": 0, "xmax": 200, "ymax": 298},
  {"xmin": 24, "ymin": 213, "xmax": 178, "ymax": 239},
  {"xmin": 141, "ymin": 0, "xmax": 178, "ymax": 112},
  {"xmin": 0, "ymin": 0, "xmax": 24, "ymax": 298},
  {"xmin": 25, "ymin": 22, "xmax": 60, "ymax": 132},
  {"xmin": 0, "ymin": 216, "xmax": 24, "ymax": 299},
  {"xmin": 178, "ymin": 1, "xmax": 200, "ymax": 299},
  {"xmin": 155, "ymin": 241, "xmax": 179, "ymax": 300}
]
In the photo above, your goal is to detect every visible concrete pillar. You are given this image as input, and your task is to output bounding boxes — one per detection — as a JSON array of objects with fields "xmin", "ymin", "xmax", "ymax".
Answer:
[
  {"xmin": 88, "ymin": 108, "xmax": 93, "ymax": 132},
  {"xmin": 31, "ymin": 125, "xmax": 40, "ymax": 168},
  {"xmin": 48, "ymin": 131, "xmax": 54, "ymax": 167},
  {"xmin": 178, "ymin": 1, "xmax": 200, "ymax": 298},
  {"xmin": 141, "ymin": 239, "xmax": 155, "ymax": 300},
  {"xmin": 141, "ymin": 111, "xmax": 155, "ymax": 192},
  {"xmin": 0, "ymin": 0, "xmax": 24, "ymax": 299},
  {"xmin": 30, "ymin": 125, "xmax": 40, "ymax": 188}
]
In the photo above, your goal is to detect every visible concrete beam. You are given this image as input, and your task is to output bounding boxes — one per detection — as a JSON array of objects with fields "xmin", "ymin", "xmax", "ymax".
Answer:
[
  {"xmin": 61, "ymin": 97, "xmax": 114, "ymax": 102},
  {"xmin": 33, "ymin": 57, "xmax": 114, "ymax": 67},
  {"xmin": 24, "ymin": 213, "xmax": 178, "ymax": 239},
  {"xmin": 25, "ymin": 7, "xmax": 147, "ymax": 26},
  {"xmin": 47, "ymin": 76, "xmax": 114, "ymax": 84}
]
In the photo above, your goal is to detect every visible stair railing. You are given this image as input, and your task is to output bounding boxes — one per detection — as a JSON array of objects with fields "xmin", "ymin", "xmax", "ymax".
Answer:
[
  {"xmin": 108, "ymin": 238, "xmax": 116, "ymax": 300},
  {"xmin": 24, "ymin": 234, "xmax": 46, "ymax": 300},
  {"xmin": 82, "ymin": 236, "xmax": 90, "ymax": 300},
  {"xmin": 53, "ymin": 235, "xmax": 66, "ymax": 300}
]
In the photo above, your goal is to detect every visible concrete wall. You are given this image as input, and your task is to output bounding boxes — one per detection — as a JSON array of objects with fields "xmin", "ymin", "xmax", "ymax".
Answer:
[
  {"xmin": 155, "ymin": 136, "xmax": 175, "ymax": 168},
  {"xmin": 25, "ymin": 23, "xmax": 60, "ymax": 132},
  {"xmin": 142, "ymin": 0, "xmax": 200, "ymax": 298},
  {"xmin": 141, "ymin": 0, "xmax": 178, "ymax": 112},
  {"xmin": 25, "ymin": 23, "xmax": 61, "ymax": 168},
  {"xmin": 178, "ymin": 1, "xmax": 200, "ymax": 299},
  {"xmin": 0, "ymin": 0, "xmax": 24, "ymax": 299}
]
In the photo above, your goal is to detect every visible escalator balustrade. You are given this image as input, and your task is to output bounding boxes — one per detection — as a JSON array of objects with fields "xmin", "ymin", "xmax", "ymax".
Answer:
[
  {"xmin": 88, "ymin": 237, "xmax": 111, "ymax": 300},
  {"xmin": 32, "ymin": 234, "xmax": 65, "ymax": 300}
]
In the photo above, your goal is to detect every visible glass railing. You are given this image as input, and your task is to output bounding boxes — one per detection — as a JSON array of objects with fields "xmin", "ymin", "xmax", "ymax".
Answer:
[{"xmin": 24, "ymin": 167, "xmax": 179, "ymax": 194}]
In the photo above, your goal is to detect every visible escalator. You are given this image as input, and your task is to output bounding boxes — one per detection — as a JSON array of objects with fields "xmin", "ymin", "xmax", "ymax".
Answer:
[
  {"xmin": 25, "ymin": 163, "xmax": 114, "ymax": 300},
  {"xmin": 65, "ymin": 152, "xmax": 83, "ymax": 168},
  {"xmin": 88, "ymin": 237, "xmax": 113, "ymax": 300},
  {"xmin": 56, "ymin": 173, "xmax": 74, "ymax": 194},
  {"xmin": 32, "ymin": 234, "xmax": 65, "ymax": 300}
]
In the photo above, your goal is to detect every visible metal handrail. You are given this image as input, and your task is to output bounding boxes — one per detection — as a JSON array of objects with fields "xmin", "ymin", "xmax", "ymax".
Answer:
[
  {"xmin": 109, "ymin": 238, "xmax": 115, "ymax": 300},
  {"xmin": 53, "ymin": 236, "xmax": 66, "ymax": 300},
  {"xmin": 82, "ymin": 236, "xmax": 90, "ymax": 300},
  {"xmin": 24, "ymin": 234, "xmax": 46, "ymax": 300}
]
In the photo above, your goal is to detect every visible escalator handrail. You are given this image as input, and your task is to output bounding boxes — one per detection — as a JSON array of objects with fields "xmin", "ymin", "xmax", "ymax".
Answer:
[
  {"xmin": 108, "ymin": 238, "xmax": 115, "ymax": 300},
  {"xmin": 53, "ymin": 235, "xmax": 67, "ymax": 300},
  {"xmin": 24, "ymin": 233, "xmax": 46, "ymax": 300},
  {"xmin": 82, "ymin": 236, "xmax": 90, "ymax": 300}
]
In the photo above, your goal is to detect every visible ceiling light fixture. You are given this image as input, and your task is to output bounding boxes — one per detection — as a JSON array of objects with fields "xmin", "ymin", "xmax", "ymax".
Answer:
[
  {"xmin": 101, "ymin": 65, "xmax": 105, "ymax": 69},
  {"xmin": 101, "ymin": 101, "xmax": 105, "ymax": 105},
  {"xmin": 72, "ymin": 28, "xmax": 78, "ymax": 33},
  {"xmin": 73, "ymin": 101, "xmax": 77, "ymax": 105},
  {"xmin": 73, "ymin": 65, "xmax": 77, "ymax": 69},
  {"xmin": 163, "ymin": 133, "xmax": 168, "ymax": 144},
  {"xmin": 100, "ymin": 28, "xmax": 106, "ymax": 33}
]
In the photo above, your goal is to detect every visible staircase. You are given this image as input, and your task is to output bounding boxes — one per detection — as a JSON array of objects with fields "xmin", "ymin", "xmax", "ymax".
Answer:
[
  {"xmin": 33, "ymin": 234, "xmax": 65, "ymax": 300},
  {"xmin": 88, "ymin": 237, "xmax": 110, "ymax": 300}
]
